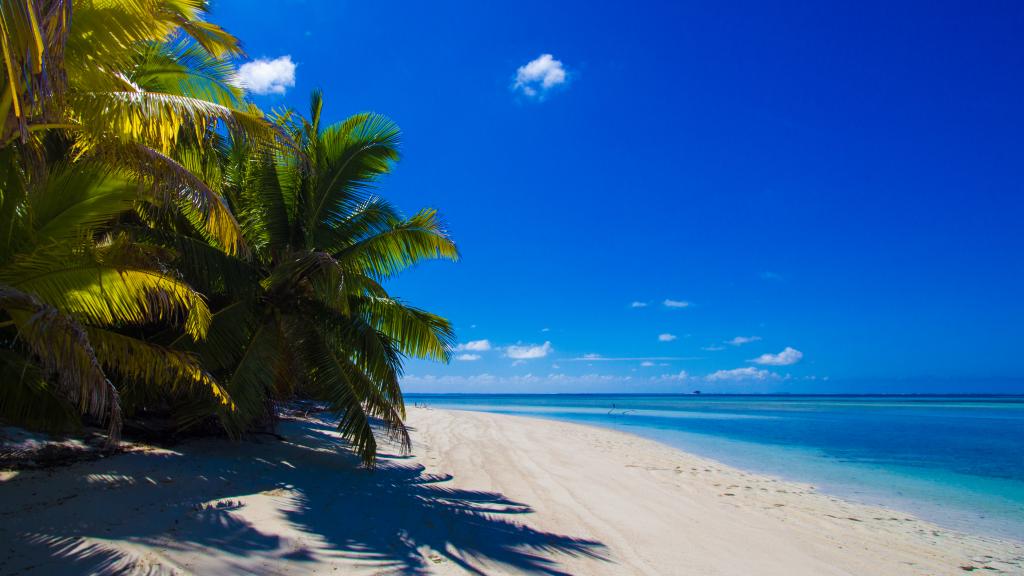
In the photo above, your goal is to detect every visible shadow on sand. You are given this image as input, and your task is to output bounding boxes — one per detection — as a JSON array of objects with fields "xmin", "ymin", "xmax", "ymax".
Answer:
[{"xmin": 2, "ymin": 417, "xmax": 607, "ymax": 575}]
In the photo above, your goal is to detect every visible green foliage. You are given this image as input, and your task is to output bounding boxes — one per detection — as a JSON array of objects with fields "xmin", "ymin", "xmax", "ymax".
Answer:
[
  {"xmin": 168, "ymin": 96, "xmax": 458, "ymax": 465},
  {"xmin": 0, "ymin": 1, "xmax": 457, "ymax": 466}
]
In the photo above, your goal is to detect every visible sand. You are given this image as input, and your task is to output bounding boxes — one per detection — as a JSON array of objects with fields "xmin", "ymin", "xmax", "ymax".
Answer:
[{"xmin": 1, "ymin": 407, "xmax": 1021, "ymax": 575}]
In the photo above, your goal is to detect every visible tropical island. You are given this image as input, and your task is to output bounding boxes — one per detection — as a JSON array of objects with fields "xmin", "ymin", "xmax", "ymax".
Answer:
[{"xmin": 2, "ymin": 1, "xmax": 1023, "ymax": 575}]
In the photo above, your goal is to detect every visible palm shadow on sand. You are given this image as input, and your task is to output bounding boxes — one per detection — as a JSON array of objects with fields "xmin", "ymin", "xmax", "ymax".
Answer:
[{"xmin": 3, "ymin": 417, "xmax": 607, "ymax": 575}]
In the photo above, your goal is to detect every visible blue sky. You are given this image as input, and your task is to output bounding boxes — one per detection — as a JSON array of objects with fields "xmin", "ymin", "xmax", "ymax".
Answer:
[{"xmin": 215, "ymin": 0, "xmax": 1024, "ymax": 393}]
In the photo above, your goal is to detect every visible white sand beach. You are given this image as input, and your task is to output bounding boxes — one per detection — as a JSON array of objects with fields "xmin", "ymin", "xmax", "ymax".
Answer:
[{"xmin": 1, "ymin": 408, "xmax": 1021, "ymax": 575}]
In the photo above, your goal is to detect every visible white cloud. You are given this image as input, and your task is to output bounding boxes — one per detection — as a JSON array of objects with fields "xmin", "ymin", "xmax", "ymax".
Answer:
[
  {"xmin": 541, "ymin": 327, "xmax": 551, "ymax": 332},
  {"xmin": 236, "ymin": 56, "xmax": 296, "ymax": 95},
  {"xmin": 658, "ymin": 333, "xmax": 678, "ymax": 342},
  {"xmin": 402, "ymin": 370, "xmax": 705, "ymax": 393},
  {"xmin": 706, "ymin": 367, "xmax": 780, "ymax": 382},
  {"xmin": 505, "ymin": 341, "xmax": 553, "ymax": 360},
  {"xmin": 513, "ymin": 54, "xmax": 567, "ymax": 98},
  {"xmin": 640, "ymin": 361, "xmax": 655, "ymax": 367},
  {"xmin": 728, "ymin": 336, "xmax": 762, "ymax": 346},
  {"xmin": 702, "ymin": 345, "xmax": 726, "ymax": 351},
  {"xmin": 630, "ymin": 301, "xmax": 648, "ymax": 308},
  {"xmin": 751, "ymin": 346, "xmax": 803, "ymax": 366},
  {"xmin": 570, "ymin": 355, "xmax": 700, "ymax": 362},
  {"xmin": 455, "ymin": 354, "xmax": 481, "ymax": 361},
  {"xmin": 663, "ymin": 299, "xmax": 690, "ymax": 308},
  {"xmin": 455, "ymin": 339, "xmax": 491, "ymax": 352},
  {"xmin": 650, "ymin": 370, "xmax": 689, "ymax": 382}
]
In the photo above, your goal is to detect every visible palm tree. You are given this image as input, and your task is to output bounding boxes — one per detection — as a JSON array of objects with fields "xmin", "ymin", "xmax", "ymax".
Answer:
[
  {"xmin": 165, "ymin": 92, "xmax": 459, "ymax": 464},
  {"xmin": 0, "ymin": 0, "xmax": 278, "ymax": 437},
  {"xmin": 0, "ymin": 3, "xmax": 458, "ymax": 464}
]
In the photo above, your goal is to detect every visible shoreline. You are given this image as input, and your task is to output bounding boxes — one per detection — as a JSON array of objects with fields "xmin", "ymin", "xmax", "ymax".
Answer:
[
  {"xmin": 1, "ymin": 407, "xmax": 1022, "ymax": 575},
  {"xmin": 430, "ymin": 406, "xmax": 1024, "ymax": 542}
]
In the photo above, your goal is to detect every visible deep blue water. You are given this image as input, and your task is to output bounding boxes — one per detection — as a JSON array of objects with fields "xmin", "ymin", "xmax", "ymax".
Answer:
[{"xmin": 405, "ymin": 394, "xmax": 1024, "ymax": 540}]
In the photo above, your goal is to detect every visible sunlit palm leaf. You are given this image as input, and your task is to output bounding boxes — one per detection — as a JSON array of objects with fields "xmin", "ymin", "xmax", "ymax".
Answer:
[
  {"xmin": 26, "ymin": 161, "xmax": 139, "ymax": 244},
  {"xmin": 68, "ymin": 90, "xmax": 288, "ymax": 155},
  {"xmin": 1, "ymin": 260, "xmax": 211, "ymax": 338},
  {"xmin": 332, "ymin": 208, "xmax": 459, "ymax": 279},
  {"xmin": 131, "ymin": 39, "xmax": 243, "ymax": 107},
  {"xmin": 305, "ymin": 113, "xmax": 400, "ymax": 239},
  {"xmin": 86, "ymin": 326, "xmax": 232, "ymax": 407},
  {"xmin": 0, "ymin": 285, "xmax": 121, "ymax": 440},
  {"xmin": 353, "ymin": 295, "xmax": 455, "ymax": 362}
]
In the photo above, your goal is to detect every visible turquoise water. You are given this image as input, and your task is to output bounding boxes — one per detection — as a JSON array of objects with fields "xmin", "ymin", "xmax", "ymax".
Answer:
[{"xmin": 405, "ymin": 394, "xmax": 1024, "ymax": 540}]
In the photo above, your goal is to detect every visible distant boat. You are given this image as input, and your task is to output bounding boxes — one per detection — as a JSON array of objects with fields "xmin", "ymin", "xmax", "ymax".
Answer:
[{"xmin": 692, "ymin": 390, "xmax": 702, "ymax": 395}]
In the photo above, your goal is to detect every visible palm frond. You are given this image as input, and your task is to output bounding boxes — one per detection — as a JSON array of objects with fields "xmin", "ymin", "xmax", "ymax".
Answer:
[
  {"xmin": 131, "ymin": 39, "xmax": 243, "ymax": 107},
  {"xmin": 0, "ymin": 0, "xmax": 72, "ymax": 142},
  {"xmin": 218, "ymin": 317, "xmax": 283, "ymax": 434},
  {"xmin": 0, "ymin": 285, "xmax": 121, "ymax": 440},
  {"xmin": 1, "ymin": 258, "xmax": 211, "ymax": 339},
  {"xmin": 120, "ymin": 143, "xmax": 248, "ymax": 255},
  {"xmin": 68, "ymin": 89, "xmax": 289, "ymax": 155},
  {"xmin": 290, "ymin": 316, "xmax": 410, "ymax": 466},
  {"xmin": 353, "ymin": 295, "xmax": 455, "ymax": 362},
  {"xmin": 26, "ymin": 161, "xmax": 139, "ymax": 244},
  {"xmin": 86, "ymin": 326, "xmax": 232, "ymax": 408},
  {"xmin": 332, "ymin": 208, "xmax": 459, "ymax": 279},
  {"xmin": 305, "ymin": 113, "xmax": 400, "ymax": 240}
]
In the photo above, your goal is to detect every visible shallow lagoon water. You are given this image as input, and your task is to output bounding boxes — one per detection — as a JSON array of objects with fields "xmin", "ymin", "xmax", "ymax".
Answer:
[{"xmin": 406, "ymin": 394, "xmax": 1024, "ymax": 540}]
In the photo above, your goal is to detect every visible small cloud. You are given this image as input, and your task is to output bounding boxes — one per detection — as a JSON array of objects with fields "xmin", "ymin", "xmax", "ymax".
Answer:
[
  {"xmin": 706, "ymin": 367, "xmax": 780, "ymax": 382},
  {"xmin": 650, "ymin": 370, "xmax": 689, "ymax": 382},
  {"xmin": 506, "ymin": 341, "xmax": 553, "ymax": 360},
  {"xmin": 455, "ymin": 339, "xmax": 492, "ymax": 352},
  {"xmin": 630, "ymin": 301, "xmax": 648, "ymax": 308},
  {"xmin": 455, "ymin": 354, "xmax": 481, "ymax": 361},
  {"xmin": 541, "ymin": 327, "xmax": 551, "ymax": 332},
  {"xmin": 658, "ymin": 333, "xmax": 678, "ymax": 342},
  {"xmin": 640, "ymin": 361, "xmax": 655, "ymax": 367},
  {"xmin": 751, "ymin": 346, "xmax": 803, "ymax": 366},
  {"xmin": 512, "ymin": 54, "xmax": 567, "ymax": 99},
  {"xmin": 663, "ymin": 299, "xmax": 690, "ymax": 308},
  {"xmin": 570, "ymin": 355, "xmax": 700, "ymax": 362},
  {"xmin": 702, "ymin": 345, "xmax": 726, "ymax": 351},
  {"xmin": 728, "ymin": 336, "xmax": 762, "ymax": 346},
  {"xmin": 236, "ymin": 56, "xmax": 296, "ymax": 95}
]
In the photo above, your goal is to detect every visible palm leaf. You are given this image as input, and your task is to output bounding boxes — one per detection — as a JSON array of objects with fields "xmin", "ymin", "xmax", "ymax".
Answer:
[
  {"xmin": 131, "ymin": 39, "xmax": 243, "ymax": 107},
  {"xmin": 291, "ymin": 316, "xmax": 410, "ymax": 465},
  {"xmin": 26, "ymin": 161, "xmax": 140, "ymax": 244},
  {"xmin": 305, "ymin": 113, "xmax": 400, "ymax": 240},
  {"xmin": 68, "ymin": 89, "xmax": 290, "ymax": 155},
  {"xmin": 0, "ymin": 285, "xmax": 121, "ymax": 440},
  {"xmin": 86, "ymin": 326, "xmax": 232, "ymax": 408},
  {"xmin": 332, "ymin": 207, "xmax": 459, "ymax": 279},
  {"xmin": 353, "ymin": 295, "xmax": 455, "ymax": 362},
  {"xmin": 1, "ymin": 258, "xmax": 211, "ymax": 339}
]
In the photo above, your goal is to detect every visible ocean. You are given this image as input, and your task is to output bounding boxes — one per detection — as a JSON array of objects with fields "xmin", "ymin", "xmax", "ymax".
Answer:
[{"xmin": 405, "ymin": 394, "xmax": 1024, "ymax": 541}]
